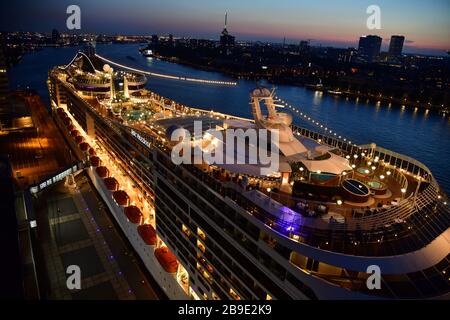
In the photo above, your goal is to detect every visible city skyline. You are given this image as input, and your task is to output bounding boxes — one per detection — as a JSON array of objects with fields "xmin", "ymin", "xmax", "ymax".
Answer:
[{"xmin": 1, "ymin": 0, "xmax": 449, "ymax": 56}]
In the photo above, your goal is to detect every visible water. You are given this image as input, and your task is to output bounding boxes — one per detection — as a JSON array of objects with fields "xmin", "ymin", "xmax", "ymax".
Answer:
[{"xmin": 8, "ymin": 43, "xmax": 450, "ymax": 194}]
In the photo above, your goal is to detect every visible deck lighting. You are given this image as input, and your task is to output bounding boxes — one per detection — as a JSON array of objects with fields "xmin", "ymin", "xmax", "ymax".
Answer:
[
  {"xmin": 401, "ymin": 188, "xmax": 406, "ymax": 193},
  {"xmin": 371, "ymin": 166, "xmax": 376, "ymax": 170},
  {"xmin": 337, "ymin": 200, "xmax": 343, "ymax": 205},
  {"xmin": 386, "ymin": 171, "xmax": 391, "ymax": 176},
  {"xmin": 380, "ymin": 175, "xmax": 385, "ymax": 180}
]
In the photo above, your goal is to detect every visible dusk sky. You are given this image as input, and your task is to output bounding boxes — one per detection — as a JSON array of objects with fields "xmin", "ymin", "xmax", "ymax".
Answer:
[{"xmin": 1, "ymin": 0, "xmax": 449, "ymax": 55}]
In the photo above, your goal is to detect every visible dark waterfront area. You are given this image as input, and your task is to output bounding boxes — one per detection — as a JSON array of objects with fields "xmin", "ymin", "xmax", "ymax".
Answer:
[{"xmin": 7, "ymin": 43, "xmax": 450, "ymax": 194}]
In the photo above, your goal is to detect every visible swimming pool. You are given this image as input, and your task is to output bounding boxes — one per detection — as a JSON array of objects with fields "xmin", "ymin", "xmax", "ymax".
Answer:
[{"xmin": 367, "ymin": 180, "xmax": 388, "ymax": 195}]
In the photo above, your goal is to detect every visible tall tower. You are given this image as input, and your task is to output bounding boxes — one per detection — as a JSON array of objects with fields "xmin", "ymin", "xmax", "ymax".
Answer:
[
  {"xmin": 224, "ymin": 12, "xmax": 228, "ymax": 31},
  {"xmin": 220, "ymin": 12, "xmax": 235, "ymax": 49}
]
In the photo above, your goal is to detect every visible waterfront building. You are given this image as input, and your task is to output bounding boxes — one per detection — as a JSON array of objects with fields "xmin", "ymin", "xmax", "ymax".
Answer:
[
  {"xmin": 358, "ymin": 35, "xmax": 382, "ymax": 62},
  {"xmin": 388, "ymin": 35, "xmax": 405, "ymax": 57}
]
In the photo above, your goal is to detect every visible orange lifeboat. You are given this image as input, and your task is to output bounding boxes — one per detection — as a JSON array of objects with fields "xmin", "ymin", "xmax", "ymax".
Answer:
[
  {"xmin": 95, "ymin": 166, "xmax": 109, "ymax": 178},
  {"xmin": 79, "ymin": 142, "xmax": 90, "ymax": 152},
  {"xmin": 113, "ymin": 190, "xmax": 129, "ymax": 206},
  {"xmin": 88, "ymin": 148, "xmax": 96, "ymax": 156},
  {"xmin": 103, "ymin": 177, "xmax": 119, "ymax": 191},
  {"xmin": 68, "ymin": 124, "xmax": 75, "ymax": 131},
  {"xmin": 137, "ymin": 224, "xmax": 157, "ymax": 245},
  {"xmin": 75, "ymin": 135, "xmax": 84, "ymax": 144},
  {"xmin": 70, "ymin": 129, "xmax": 79, "ymax": 137},
  {"xmin": 90, "ymin": 156, "xmax": 101, "ymax": 167},
  {"xmin": 155, "ymin": 247, "xmax": 178, "ymax": 273},
  {"xmin": 124, "ymin": 205, "xmax": 142, "ymax": 224}
]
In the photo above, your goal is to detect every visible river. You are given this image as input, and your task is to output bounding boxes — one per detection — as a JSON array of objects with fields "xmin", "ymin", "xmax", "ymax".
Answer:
[{"xmin": 7, "ymin": 43, "xmax": 450, "ymax": 194}]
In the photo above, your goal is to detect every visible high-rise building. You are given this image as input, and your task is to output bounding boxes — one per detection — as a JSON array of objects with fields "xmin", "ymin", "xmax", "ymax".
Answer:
[
  {"xmin": 388, "ymin": 35, "xmax": 405, "ymax": 56},
  {"xmin": 220, "ymin": 13, "xmax": 235, "ymax": 48},
  {"xmin": 358, "ymin": 35, "xmax": 382, "ymax": 62}
]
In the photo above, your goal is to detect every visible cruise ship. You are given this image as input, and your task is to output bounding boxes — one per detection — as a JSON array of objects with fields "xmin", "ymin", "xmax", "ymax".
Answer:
[{"xmin": 47, "ymin": 48, "xmax": 450, "ymax": 300}]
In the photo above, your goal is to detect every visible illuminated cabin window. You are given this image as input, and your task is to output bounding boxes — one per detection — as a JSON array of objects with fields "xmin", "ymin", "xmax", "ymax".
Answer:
[
  {"xmin": 266, "ymin": 293, "xmax": 273, "ymax": 300},
  {"xmin": 182, "ymin": 224, "xmax": 191, "ymax": 237},
  {"xmin": 197, "ymin": 227, "xmax": 206, "ymax": 241},
  {"xmin": 196, "ymin": 262, "xmax": 212, "ymax": 284},
  {"xmin": 229, "ymin": 288, "xmax": 241, "ymax": 300},
  {"xmin": 197, "ymin": 239, "xmax": 205, "ymax": 253}
]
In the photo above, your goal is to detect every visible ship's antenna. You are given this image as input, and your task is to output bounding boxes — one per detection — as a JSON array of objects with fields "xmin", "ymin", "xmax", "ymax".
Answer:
[{"xmin": 224, "ymin": 12, "xmax": 228, "ymax": 30}]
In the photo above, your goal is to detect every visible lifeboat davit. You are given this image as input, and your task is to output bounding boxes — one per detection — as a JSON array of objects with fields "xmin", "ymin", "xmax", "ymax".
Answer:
[
  {"xmin": 95, "ymin": 166, "xmax": 109, "ymax": 178},
  {"xmin": 154, "ymin": 247, "xmax": 178, "ymax": 273},
  {"xmin": 137, "ymin": 224, "xmax": 157, "ymax": 245},
  {"xmin": 103, "ymin": 177, "xmax": 119, "ymax": 191},
  {"xmin": 113, "ymin": 190, "xmax": 129, "ymax": 206},
  {"xmin": 124, "ymin": 205, "xmax": 142, "ymax": 224}
]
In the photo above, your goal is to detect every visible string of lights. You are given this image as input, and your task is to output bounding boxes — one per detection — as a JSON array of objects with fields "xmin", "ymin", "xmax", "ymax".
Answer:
[
  {"xmin": 95, "ymin": 53, "xmax": 238, "ymax": 86},
  {"xmin": 274, "ymin": 95, "xmax": 356, "ymax": 147}
]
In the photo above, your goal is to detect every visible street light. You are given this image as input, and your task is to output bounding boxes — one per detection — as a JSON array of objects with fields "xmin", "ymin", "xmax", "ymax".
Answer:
[{"xmin": 401, "ymin": 188, "xmax": 406, "ymax": 200}]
